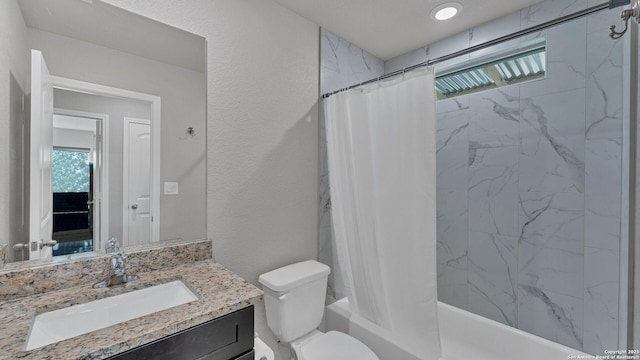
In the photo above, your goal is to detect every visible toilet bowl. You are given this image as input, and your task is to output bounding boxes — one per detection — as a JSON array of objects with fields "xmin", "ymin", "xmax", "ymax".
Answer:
[
  {"xmin": 290, "ymin": 329, "xmax": 378, "ymax": 360},
  {"xmin": 258, "ymin": 260, "xmax": 379, "ymax": 360}
]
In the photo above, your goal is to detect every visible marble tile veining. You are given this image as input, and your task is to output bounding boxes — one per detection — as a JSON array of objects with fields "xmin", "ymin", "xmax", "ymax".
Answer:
[
  {"xmin": 468, "ymin": 231, "xmax": 518, "ymax": 326},
  {"xmin": 521, "ymin": 0, "xmax": 588, "ymax": 28},
  {"xmin": 583, "ymin": 138, "xmax": 621, "ymax": 355},
  {"xmin": 583, "ymin": 246, "xmax": 619, "ymax": 355},
  {"xmin": 468, "ymin": 11, "xmax": 522, "ymax": 59},
  {"xmin": 436, "ymin": 109, "xmax": 469, "ymax": 191},
  {"xmin": 518, "ymin": 283, "xmax": 583, "ymax": 350},
  {"xmin": 436, "ymin": 94, "xmax": 469, "ymax": 114},
  {"xmin": 469, "ymin": 87, "xmax": 520, "ymax": 148},
  {"xmin": 468, "ymin": 146, "xmax": 519, "ymax": 236},
  {"xmin": 517, "ymin": 191, "xmax": 584, "ymax": 350},
  {"xmin": 319, "ymin": 110, "xmax": 344, "ymax": 300},
  {"xmin": 586, "ymin": 8, "xmax": 624, "ymax": 139},
  {"xmin": 521, "ymin": 19, "xmax": 587, "ymax": 99},
  {"xmin": 321, "ymin": 29, "xmax": 384, "ymax": 95},
  {"xmin": 384, "ymin": 46, "xmax": 427, "ymax": 75},
  {"xmin": 437, "ymin": 189, "xmax": 468, "ymax": 310},
  {"xmin": 585, "ymin": 139, "xmax": 622, "ymax": 250},
  {"xmin": 519, "ymin": 89, "xmax": 586, "ymax": 194}
]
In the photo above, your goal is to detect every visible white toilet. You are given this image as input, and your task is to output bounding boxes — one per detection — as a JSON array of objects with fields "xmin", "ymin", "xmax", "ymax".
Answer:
[{"xmin": 259, "ymin": 260, "xmax": 379, "ymax": 360}]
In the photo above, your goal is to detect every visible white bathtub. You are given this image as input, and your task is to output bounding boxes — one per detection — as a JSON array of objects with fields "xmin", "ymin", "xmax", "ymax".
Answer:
[{"xmin": 325, "ymin": 298, "xmax": 592, "ymax": 360}]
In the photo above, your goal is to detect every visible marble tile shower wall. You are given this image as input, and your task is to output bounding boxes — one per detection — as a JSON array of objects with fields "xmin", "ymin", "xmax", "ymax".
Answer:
[
  {"xmin": 319, "ymin": 29, "xmax": 384, "ymax": 301},
  {"xmin": 318, "ymin": 0, "xmax": 625, "ymax": 354},
  {"xmin": 386, "ymin": 0, "xmax": 623, "ymax": 354}
]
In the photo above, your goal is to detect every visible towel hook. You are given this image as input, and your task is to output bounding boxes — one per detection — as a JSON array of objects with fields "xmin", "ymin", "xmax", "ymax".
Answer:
[{"xmin": 610, "ymin": 1, "xmax": 640, "ymax": 39}]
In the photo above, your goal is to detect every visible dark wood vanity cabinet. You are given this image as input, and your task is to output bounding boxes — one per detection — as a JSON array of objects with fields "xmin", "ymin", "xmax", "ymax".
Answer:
[{"xmin": 108, "ymin": 306, "xmax": 254, "ymax": 360}]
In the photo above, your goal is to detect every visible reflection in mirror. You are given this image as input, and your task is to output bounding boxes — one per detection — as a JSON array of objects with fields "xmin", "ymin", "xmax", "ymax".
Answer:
[
  {"xmin": 51, "ymin": 114, "xmax": 99, "ymax": 259},
  {"xmin": 4, "ymin": 0, "xmax": 207, "ymax": 265}
]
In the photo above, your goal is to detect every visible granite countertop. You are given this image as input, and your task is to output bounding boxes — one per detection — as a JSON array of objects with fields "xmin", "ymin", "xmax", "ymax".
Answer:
[{"xmin": 0, "ymin": 259, "xmax": 263, "ymax": 359}]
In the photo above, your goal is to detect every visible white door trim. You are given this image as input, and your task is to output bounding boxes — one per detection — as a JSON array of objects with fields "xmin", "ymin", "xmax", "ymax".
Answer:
[
  {"xmin": 51, "ymin": 76, "xmax": 161, "ymax": 244},
  {"xmin": 52, "ymin": 108, "xmax": 109, "ymax": 251},
  {"xmin": 122, "ymin": 117, "xmax": 153, "ymax": 246}
]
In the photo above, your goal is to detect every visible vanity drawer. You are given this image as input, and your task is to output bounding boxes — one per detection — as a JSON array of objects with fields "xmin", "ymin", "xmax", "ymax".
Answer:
[
  {"xmin": 232, "ymin": 350, "xmax": 256, "ymax": 360},
  {"xmin": 108, "ymin": 306, "xmax": 254, "ymax": 360}
]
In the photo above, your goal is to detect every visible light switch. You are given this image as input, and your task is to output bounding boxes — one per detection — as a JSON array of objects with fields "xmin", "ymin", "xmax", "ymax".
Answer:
[{"xmin": 164, "ymin": 182, "xmax": 179, "ymax": 195}]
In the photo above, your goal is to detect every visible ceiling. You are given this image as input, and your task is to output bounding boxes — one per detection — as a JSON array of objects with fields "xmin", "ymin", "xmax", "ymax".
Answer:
[
  {"xmin": 18, "ymin": 0, "xmax": 206, "ymax": 73},
  {"xmin": 274, "ymin": 0, "xmax": 544, "ymax": 60}
]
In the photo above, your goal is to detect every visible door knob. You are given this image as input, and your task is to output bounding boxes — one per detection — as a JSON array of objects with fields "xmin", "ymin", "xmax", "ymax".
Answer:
[{"xmin": 131, "ymin": 204, "xmax": 138, "ymax": 209}]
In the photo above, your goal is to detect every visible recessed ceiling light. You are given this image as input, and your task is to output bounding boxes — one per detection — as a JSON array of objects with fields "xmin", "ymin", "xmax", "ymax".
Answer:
[{"xmin": 431, "ymin": 2, "xmax": 463, "ymax": 21}]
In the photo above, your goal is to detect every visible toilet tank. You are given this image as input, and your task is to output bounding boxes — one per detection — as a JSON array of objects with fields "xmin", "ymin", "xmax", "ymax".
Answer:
[{"xmin": 258, "ymin": 260, "xmax": 330, "ymax": 343}]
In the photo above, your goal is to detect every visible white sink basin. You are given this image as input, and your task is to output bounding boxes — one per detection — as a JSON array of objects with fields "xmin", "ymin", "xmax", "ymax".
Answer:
[{"xmin": 26, "ymin": 280, "xmax": 198, "ymax": 351}]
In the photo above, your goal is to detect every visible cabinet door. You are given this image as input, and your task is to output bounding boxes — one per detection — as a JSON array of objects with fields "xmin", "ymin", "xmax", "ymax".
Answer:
[{"xmin": 109, "ymin": 306, "xmax": 254, "ymax": 360}]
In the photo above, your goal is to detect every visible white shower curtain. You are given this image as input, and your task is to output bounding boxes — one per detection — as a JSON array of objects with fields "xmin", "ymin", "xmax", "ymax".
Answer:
[{"xmin": 325, "ymin": 68, "xmax": 441, "ymax": 360}]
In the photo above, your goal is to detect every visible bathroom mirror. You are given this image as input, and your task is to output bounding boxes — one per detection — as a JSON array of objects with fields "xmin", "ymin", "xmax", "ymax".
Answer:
[{"xmin": 4, "ymin": 0, "xmax": 207, "ymax": 265}]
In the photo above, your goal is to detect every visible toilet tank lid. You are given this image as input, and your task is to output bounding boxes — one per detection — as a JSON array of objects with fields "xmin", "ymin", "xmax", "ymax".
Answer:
[{"xmin": 259, "ymin": 260, "xmax": 330, "ymax": 292}]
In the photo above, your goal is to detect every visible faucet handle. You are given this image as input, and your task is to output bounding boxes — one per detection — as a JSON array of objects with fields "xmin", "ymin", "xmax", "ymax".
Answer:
[
  {"xmin": 105, "ymin": 237, "xmax": 119, "ymax": 254},
  {"xmin": 110, "ymin": 252, "xmax": 126, "ymax": 276}
]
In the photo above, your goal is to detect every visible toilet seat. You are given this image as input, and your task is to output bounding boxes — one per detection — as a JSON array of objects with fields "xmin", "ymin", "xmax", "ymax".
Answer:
[{"xmin": 297, "ymin": 331, "xmax": 379, "ymax": 360}]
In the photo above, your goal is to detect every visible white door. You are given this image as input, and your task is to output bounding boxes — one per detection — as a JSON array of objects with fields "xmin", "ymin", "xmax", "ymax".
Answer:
[
  {"xmin": 29, "ymin": 50, "xmax": 54, "ymax": 260},
  {"xmin": 123, "ymin": 119, "xmax": 151, "ymax": 246}
]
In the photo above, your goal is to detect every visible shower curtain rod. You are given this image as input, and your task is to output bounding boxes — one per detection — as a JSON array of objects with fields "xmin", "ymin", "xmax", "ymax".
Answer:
[{"xmin": 321, "ymin": 0, "xmax": 630, "ymax": 99}]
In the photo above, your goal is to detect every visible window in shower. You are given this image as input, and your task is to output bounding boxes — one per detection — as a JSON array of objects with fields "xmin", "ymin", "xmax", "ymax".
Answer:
[{"xmin": 435, "ymin": 38, "xmax": 546, "ymax": 99}]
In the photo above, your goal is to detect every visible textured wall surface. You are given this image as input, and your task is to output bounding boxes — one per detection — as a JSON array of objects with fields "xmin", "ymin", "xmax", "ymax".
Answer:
[
  {"xmin": 101, "ymin": 2, "xmax": 320, "ymax": 359},
  {"xmin": 386, "ymin": 0, "xmax": 625, "ymax": 355},
  {"xmin": 0, "ymin": 0, "xmax": 29, "ymax": 262}
]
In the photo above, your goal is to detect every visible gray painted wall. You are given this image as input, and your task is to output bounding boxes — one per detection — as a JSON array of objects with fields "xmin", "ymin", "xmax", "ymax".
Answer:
[
  {"xmin": 8, "ymin": 74, "xmax": 28, "ymax": 263},
  {"xmin": 0, "ymin": 0, "xmax": 29, "ymax": 262}
]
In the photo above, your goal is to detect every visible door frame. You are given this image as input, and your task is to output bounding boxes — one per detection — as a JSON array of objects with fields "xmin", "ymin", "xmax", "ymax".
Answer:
[
  {"xmin": 51, "ymin": 76, "xmax": 161, "ymax": 244},
  {"xmin": 122, "ymin": 117, "xmax": 152, "ymax": 246},
  {"xmin": 52, "ymin": 108, "xmax": 109, "ymax": 250}
]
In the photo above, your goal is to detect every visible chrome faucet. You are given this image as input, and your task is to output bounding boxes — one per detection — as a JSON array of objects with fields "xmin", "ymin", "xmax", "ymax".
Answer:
[{"xmin": 93, "ymin": 237, "xmax": 138, "ymax": 288}]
